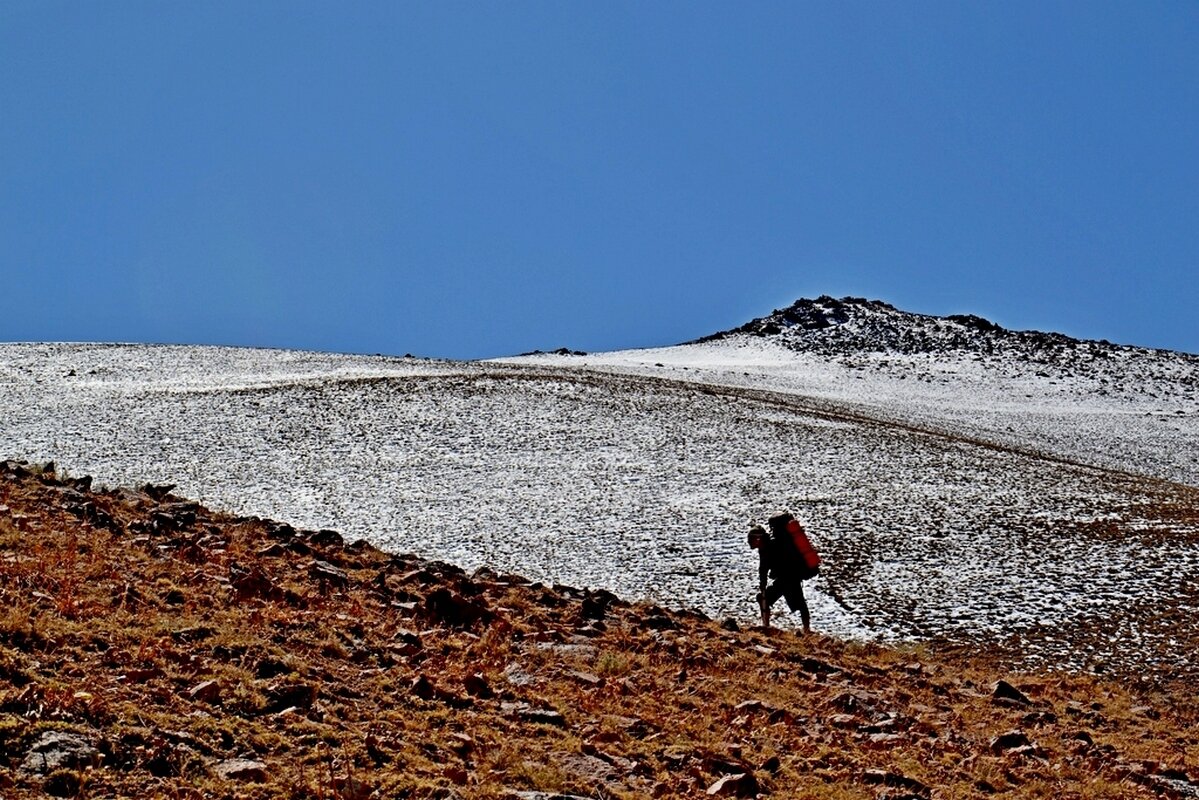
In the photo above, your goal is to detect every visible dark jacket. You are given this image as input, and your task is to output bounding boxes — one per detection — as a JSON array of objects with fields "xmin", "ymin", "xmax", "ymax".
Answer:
[{"xmin": 758, "ymin": 536, "xmax": 801, "ymax": 585}]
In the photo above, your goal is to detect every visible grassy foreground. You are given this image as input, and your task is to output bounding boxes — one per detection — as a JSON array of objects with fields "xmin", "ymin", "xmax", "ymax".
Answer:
[{"xmin": 1, "ymin": 460, "xmax": 1196, "ymax": 799}]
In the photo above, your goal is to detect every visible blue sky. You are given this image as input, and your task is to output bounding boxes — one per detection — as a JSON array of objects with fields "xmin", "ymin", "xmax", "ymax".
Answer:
[{"xmin": 2, "ymin": 3, "xmax": 1196, "ymax": 359}]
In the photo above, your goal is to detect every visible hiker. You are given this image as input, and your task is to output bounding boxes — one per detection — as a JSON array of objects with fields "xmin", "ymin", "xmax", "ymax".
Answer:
[{"xmin": 747, "ymin": 512, "xmax": 819, "ymax": 632}]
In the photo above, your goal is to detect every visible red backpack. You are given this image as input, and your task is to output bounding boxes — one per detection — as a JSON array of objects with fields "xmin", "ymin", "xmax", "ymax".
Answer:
[
  {"xmin": 769, "ymin": 513, "xmax": 821, "ymax": 579},
  {"xmin": 787, "ymin": 517, "xmax": 821, "ymax": 577}
]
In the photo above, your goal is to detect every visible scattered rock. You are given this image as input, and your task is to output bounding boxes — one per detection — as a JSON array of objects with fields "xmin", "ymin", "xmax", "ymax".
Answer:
[
  {"xmin": 504, "ymin": 662, "xmax": 540, "ymax": 686},
  {"xmin": 263, "ymin": 521, "xmax": 296, "ymax": 540},
  {"xmin": 411, "ymin": 674, "xmax": 436, "ymax": 700},
  {"xmin": 502, "ymin": 701, "xmax": 566, "ymax": 727},
  {"xmin": 307, "ymin": 528, "xmax": 344, "ymax": 547},
  {"xmin": 706, "ymin": 772, "xmax": 759, "ymax": 797},
  {"xmin": 863, "ymin": 768, "xmax": 931, "ymax": 798},
  {"xmin": 310, "ymin": 559, "xmax": 349, "ymax": 589},
  {"xmin": 230, "ymin": 565, "xmax": 282, "ymax": 601},
  {"xmin": 463, "ymin": 672, "xmax": 494, "ymax": 698},
  {"xmin": 254, "ymin": 656, "xmax": 292, "ymax": 679},
  {"xmin": 580, "ymin": 588, "xmax": 616, "ymax": 621},
  {"xmin": 188, "ymin": 679, "xmax": 222, "ymax": 704},
  {"xmin": 171, "ymin": 625, "xmax": 215, "ymax": 643},
  {"xmin": 991, "ymin": 680, "xmax": 1033, "ymax": 708},
  {"xmin": 989, "ymin": 729, "xmax": 1032, "ymax": 754},
  {"xmin": 567, "ymin": 670, "xmax": 603, "ymax": 687},
  {"xmin": 20, "ymin": 731, "xmax": 98, "ymax": 774},
  {"xmin": 264, "ymin": 682, "xmax": 317, "ymax": 712},
  {"xmin": 214, "ymin": 758, "xmax": 269, "ymax": 782},
  {"xmin": 425, "ymin": 587, "xmax": 492, "ymax": 628}
]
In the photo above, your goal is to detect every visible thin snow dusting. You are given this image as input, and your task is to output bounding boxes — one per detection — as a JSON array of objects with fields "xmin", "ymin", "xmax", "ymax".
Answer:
[{"xmin": 4, "ymin": 299, "xmax": 1199, "ymax": 680}]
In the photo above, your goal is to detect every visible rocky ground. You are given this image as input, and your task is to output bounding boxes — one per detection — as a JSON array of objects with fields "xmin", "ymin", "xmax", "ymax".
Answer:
[{"xmin": 2, "ymin": 460, "xmax": 1198, "ymax": 799}]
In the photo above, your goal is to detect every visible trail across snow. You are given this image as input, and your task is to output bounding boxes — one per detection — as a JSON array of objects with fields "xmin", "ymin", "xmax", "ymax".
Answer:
[{"xmin": 3, "ymin": 335, "xmax": 1198, "ymax": 679}]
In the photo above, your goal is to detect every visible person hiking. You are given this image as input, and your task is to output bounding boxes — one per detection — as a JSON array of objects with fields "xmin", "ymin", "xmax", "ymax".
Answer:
[{"xmin": 747, "ymin": 512, "xmax": 818, "ymax": 632}]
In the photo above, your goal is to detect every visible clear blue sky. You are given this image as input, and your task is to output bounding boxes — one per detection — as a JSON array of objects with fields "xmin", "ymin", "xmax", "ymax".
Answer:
[{"xmin": 2, "ymin": 3, "xmax": 1196, "ymax": 359}]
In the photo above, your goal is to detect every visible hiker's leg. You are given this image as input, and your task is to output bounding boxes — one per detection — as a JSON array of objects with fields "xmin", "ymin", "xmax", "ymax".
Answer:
[
  {"xmin": 762, "ymin": 583, "xmax": 784, "ymax": 628},
  {"xmin": 797, "ymin": 582, "xmax": 811, "ymax": 634}
]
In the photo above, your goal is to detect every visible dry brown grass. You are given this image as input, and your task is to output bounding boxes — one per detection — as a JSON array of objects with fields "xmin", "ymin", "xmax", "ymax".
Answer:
[{"xmin": 0, "ymin": 460, "xmax": 1196, "ymax": 799}]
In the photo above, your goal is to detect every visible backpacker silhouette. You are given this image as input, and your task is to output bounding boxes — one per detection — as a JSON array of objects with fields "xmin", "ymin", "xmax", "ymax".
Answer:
[{"xmin": 768, "ymin": 512, "xmax": 820, "ymax": 580}]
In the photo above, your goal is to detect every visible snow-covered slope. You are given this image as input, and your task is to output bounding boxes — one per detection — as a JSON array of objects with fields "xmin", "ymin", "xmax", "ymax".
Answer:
[
  {"xmin": 510, "ymin": 296, "xmax": 1199, "ymax": 487},
  {"xmin": 3, "ymin": 299, "xmax": 1197, "ymax": 679}
]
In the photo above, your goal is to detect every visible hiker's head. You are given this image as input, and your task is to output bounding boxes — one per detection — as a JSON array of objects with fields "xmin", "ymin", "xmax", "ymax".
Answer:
[{"xmin": 747, "ymin": 525, "xmax": 766, "ymax": 549}]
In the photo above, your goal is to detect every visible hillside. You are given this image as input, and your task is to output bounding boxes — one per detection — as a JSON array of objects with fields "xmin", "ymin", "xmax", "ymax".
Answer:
[
  {"xmin": 3, "ymin": 460, "xmax": 1198, "ymax": 799},
  {"xmin": 3, "ymin": 296, "xmax": 1199, "ymax": 685},
  {"xmin": 519, "ymin": 295, "xmax": 1199, "ymax": 487}
]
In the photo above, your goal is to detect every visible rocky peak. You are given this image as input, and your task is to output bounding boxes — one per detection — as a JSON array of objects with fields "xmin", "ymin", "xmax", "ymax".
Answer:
[{"xmin": 696, "ymin": 295, "xmax": 1099, "ymax": 360}]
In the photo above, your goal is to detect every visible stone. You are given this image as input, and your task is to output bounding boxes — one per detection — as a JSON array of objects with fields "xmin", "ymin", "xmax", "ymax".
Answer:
[
  {"xmin": 214, "ymin": 758, "xmax": 269, "ymax": 782},
  {"xmin": 463, "ymin": 672, "xmax": 494, "ymax": 698},
  {"xmin": 264, "ymin": 521, "xmax": 297, "ymax": 540},
  {"xmin": 702, "ymin": 751, "xmax": 753, "ymax": 776},
  {"xmin": 501, "ymin": 701, "xmax": 566, "ymax": 727},
  {"xmin": 307, "ymin": 528, "xmax": 344, "ymax": 547},
  {"xmin": 171, "ymin": 625, "xmax": 215, "ymax": 642},
  {"xmin": 425, "ymin": 587, "xmax": 491, "ymax": 628},
  {"xmin": 706, "ymin": 772, "xmax": 760, "ymax": 797},
  {"xmin": 580, "ymin": 588, "xmax": 616, "ymax": 620},
  {"xmin": 230, "ymin": 566, "xmax": 282, "ymax": 601},
  {"xmin": 567, "ymin": 670, "xmax": 603, "ymax": 686},
  {"xmin": 411, "ymin": 674, "xmax": 437, "ymax": 699},
  {"xmin": 254, "ymin": 656, "xmax": 292, "ymax": 679},
  {"xmin": 989, "ymin": 729, "xmax": 1032, "ymax": 754},
  {"xmin": 20, "ymin": 731, "xmax": 98, "ymax": 774},
  {"xmin": 120, "ymin": 666, "xmax": 166, "ymax": 683},
  {"xmin": 991, "ymin": 680, "xmax": 1033, "ymax": 707},
  {"xmin": 309, "ymin": 559, "xmax": 349, "ymax": 588},
  {"xmin": 862, "ymin": 769, "xmax": 931, "ymax": 797},
  {"xmin": 503, "ymin": 662, "xmax": 539, "ymax": 686},
  {"xmin": 264, "ymin": 681, "xmax": 317, "ymax": 712},
  {"xmin": 188, "ymin": 679, "xmax": 222, "ymax": 703}
]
